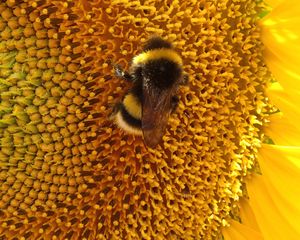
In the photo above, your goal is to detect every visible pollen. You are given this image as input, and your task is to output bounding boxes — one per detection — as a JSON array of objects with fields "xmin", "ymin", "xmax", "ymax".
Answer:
[{"xmin": 0, "ymin": 0, "xmax": 271, "ymax": 239}]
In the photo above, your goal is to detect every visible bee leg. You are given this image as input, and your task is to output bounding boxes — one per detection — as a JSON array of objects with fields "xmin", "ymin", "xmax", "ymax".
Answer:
[
  {"xmin": 180, "ymin": 74, "xmax": 189, "ymax": 85},
  {"xmin": 171, "ymin": 96, "xmax": 179, "ymax": 113},
  {"xmin": 114, "ymin": 64, "xmax": 133, "ymax": 82}
]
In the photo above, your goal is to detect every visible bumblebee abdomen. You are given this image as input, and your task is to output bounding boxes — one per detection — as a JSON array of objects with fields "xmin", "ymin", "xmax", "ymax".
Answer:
[
  {"xmin": 114, "ymin": 93, "xmax": 142, "ymax": 135},
  {"xmin": 123, "ymin": 93, "xmax": 142, "ymax": 120}
]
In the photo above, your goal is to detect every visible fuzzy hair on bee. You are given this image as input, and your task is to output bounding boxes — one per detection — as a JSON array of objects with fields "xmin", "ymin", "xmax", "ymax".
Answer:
[{"xmin": 111, "ymin": 36, "xmax": 188, "ymax": 148}]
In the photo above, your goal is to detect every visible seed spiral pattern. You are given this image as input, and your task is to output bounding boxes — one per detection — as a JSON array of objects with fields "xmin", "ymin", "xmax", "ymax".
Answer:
[{"xmin": 0, "ymin": 0, "xmax": 271, "ymax": 239}]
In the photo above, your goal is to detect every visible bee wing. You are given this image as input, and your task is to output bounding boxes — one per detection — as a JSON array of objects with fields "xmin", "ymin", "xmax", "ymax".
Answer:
[{"xmin": 142, "ymin": 84, "xmax": 173, "ymax": 148}]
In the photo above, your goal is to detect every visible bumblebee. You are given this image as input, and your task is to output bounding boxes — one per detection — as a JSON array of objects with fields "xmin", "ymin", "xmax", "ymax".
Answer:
[{"xmin": 112, "ymin": 36, "xmax": 187, "ymax": 148}]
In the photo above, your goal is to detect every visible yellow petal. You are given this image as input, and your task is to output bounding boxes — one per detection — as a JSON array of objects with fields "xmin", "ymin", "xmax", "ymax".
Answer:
[
  {"xmin": 267, "ymin": 82, "xmax": 300, "ymax": 122},
  {"xmin": 264, "ymin": 0, "xmax": 283, "ymax": 7},
  {"xmin": 223, "ymin": 220, "xmax": 263, "ymax": 240},
  {"xmin": 259, "ymin": 145, "xmax": 300, "ymax": 212},
  {"xmin": 239, "ymin": 198, "xmax": 261, "ymax": 233},
  {"xmin": 262, "ymin": 0, "xmax": 300, "ymax": 92},
  {"xmin": 246, "ymin": 144, "xmax": 300, "ymax": 240},
  {"xmin": 264, "ymin": 113, "xmax": 300, "ymax": 146},
  {"xmin": 264, "ymin": 50, "xmax": 300, "ymax": 93},
  {"xmin": 223, "ymin": 197, "xmax": 263, "ymax": 240}
]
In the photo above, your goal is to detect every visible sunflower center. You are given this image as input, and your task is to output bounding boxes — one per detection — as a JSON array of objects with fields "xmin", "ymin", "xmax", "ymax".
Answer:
[{"xmin": 0, "ymin": 0, "xmax": 271, "ymax": 239}]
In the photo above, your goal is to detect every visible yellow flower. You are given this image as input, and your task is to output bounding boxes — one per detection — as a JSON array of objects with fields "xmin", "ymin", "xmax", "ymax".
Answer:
[
  {"xmin": 223, "ymin": 0, "xmax": 300, "ymax": 239},
  {"xmin": 0, "ymin": 0, "xmax": 298, "ymax": 239}
]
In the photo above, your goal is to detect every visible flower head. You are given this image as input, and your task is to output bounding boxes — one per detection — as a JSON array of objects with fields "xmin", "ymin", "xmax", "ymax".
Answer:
[{"xmin": 1, "ymin": 0, "xmax": 297, "ymax": 239}]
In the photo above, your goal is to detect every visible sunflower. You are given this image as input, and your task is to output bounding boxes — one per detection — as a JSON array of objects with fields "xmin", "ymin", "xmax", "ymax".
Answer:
[
  {"xmin": 0, "ymin": 0, "xmax": 299, "ymax": 239},
  {"xmin": 223, "ymin": 0, "xmax": 300, "ymax": 239}
]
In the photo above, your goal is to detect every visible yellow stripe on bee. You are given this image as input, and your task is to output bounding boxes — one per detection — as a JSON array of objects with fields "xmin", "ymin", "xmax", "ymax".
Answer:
[
  {"xmin": 132, "ymin": 49, "xmax": 182, "ymax": 66},
  {"xmin": 123, "ymin": 93, "xmax": 142, "ymax": 120}
]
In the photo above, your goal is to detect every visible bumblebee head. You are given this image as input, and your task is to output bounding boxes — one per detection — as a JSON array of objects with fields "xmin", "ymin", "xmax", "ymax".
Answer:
[{"xmin": 143, "ymin": 36, "xmax": 172, "ymax": 51}]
